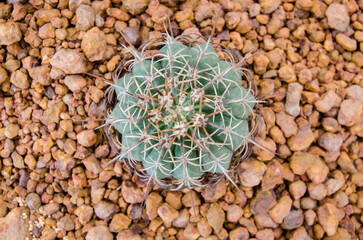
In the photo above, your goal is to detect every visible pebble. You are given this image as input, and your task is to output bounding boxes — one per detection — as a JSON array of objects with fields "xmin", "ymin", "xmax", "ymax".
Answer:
[
  {"xmin": 116, "ymin": 229, "xmax": 142, "ymax": 240},
  {"xmin": 260, "ymin": 0, "xmax": 281, "ymax": 14},
  {"xmin": 194, "ymin": 3, "xmax": 213, "ymax": 23},
  {"xmin": 254, "ymin": 54, "xmax": 270, "ymax": 75},
  {"xmin": 25, "ymin": 193, "xmax": 41, "ymax": 210},
  {"xmin": 74, "ymin": 205, "xmax": 93, "ymax": 225},
  {"xmin": 94, "ymin": 201, "xmax": 118, "ymax": 220},
  {"xmin": 281, "ymin": 210, "xmax": 304, "ymax": 230},
  {"xmin": 58, "ymin": 214, "xmax": 75, "ymax": 231},
  {"xmin": 0, "ymin": 22, "xmax": 22, "ymax": 45},
  {"xmin": 326, "ymin": 3, "xmax": 350, "ymax": 32},
  {"xmin": 110, "ymin": 213, "xmax": 132, "ymax": 232},
  {"xmin": 289, "ymin": 180, "xmax": 307, "ymax": 200},
  {"xmin": 287, "ymin": 124, "xmax": 315, "ymax": 151},
  {"xmin": 4, "ymin": 123, "xmax": 19, "ymax": 139},
  {"xmin": 146, "ymin": 192, "xmax": 163, "ymax": 220},
  {"xmin": 269, "ymin": 195, "xmax": 292, "ymax": 224},
  {"xmin": 336, "ymin": 33, "xmax": 357, "ymax": 51},
  {"xmin": 314, "ymin": 90, "xmax": 341, "ymax": 113},
  {"xmin": 237, "ymin": 159, "xmax": 267, "ymax": 187},
  {"xmin": 77, "ymin": 130, "xmax": 97, "ymax": 147},
  {"xmin": 250, "ymin": 190, "xmax": 277, "ymax": 215},
  {"xmin": 227, "ymin": 204, "xmax": 244, "ymax": 223},
  {"xmin": 10, "ymin": 70, "xmax": 29, "ymax": 89},
  {"xmin": 122, "ymin": 27, "xmax": 141, "ymax": 46},
  {"xmin": 276, "ymin": 111, "xmax": 298, "ymax": 138},
  {"xmin": 76, "ymin": 4, "xmax": 95, "ymax": 31},
  {"xmin": 86, "ymin": 226, "xmax": 113, "ymax": 240},
  {"xmin": 201, "ymin": 180, "xmax": 226, "ymax": 202},
  {"xmin": 207, "ymin": 203, "xmax": 225, "ymax": 233},
  {"xmin": 50, "ymin": 49, "xmax": 87, "ymax": 74},
  {"xmin": 261, "ymin": 160, "xmax": 283, "ymax": 191},
  {"xmin": 318, "ymin": 132, "xmax": 343, "ymax": 152},
  {"xmin": 121, "ymin": 181, "xmax": 144, "ymax": 204},
  {"xmin": 308, "ymin": 183, "xmax": 327, "ymax": 200},
  {"xmin": 43, "ymin": 101, "xmax": 67, "ymax": 124},
  {"xmin": 64, "ymin": 75, "xmax": 87, "ymax": 92},
  {"xmin": 230, "ymin": 227, "xmax": 249, "ymax": 240},
  {"xmin": 337, "ymin": 99, "xmax": 362, "ymax": 126},
  {"xmin": 81, "ymin": 27, "xmax": 108, "ymax": 62},
  {"xmin": 28, "ymin": 65, "xmax": 52, "ymax": 85},
  {"xmin": 322, "ymin": 117, "xmax": 341, "ymax": 132},
  {"xmin": 11, "ymin": 3, "xmax": 26, "ymax": 21},
  {"xmin": 285, "ymin": 82, "xmax": 303, "ymax": 117},
  {"xmin": 184, "ymin": 223, "xmax": 200, "ymax": 240},
  {"xmin": 157, "ymin": 203, "xmax": 179, "ymax": 228},
  {"xmin": 123, "ymin": 0, "xmax": 149, "ymax": 15},
  {"xmin": 337, "ymin": 152, "xmax": 356, "ymax": 173},
  {"xmin": 345, "ymin": 85, "xmax": 363, "ymax": 101},
  {"xmin": 225, "ymin": 12, "xmax": 242, "ymax": 30},
  {"xmin": 318, "ymin": 203, "xmax": 340, "ymax": 236},
  {"xmin": 0, "ymin": 208, "xmax": 30, "ymax": 240},
  {"xmin": 0, "ymin": 67, "xmax": 8, "ymax": 84},
  {"xmin": 197, "ymin": 218, "xmax": 212, "ymax": 237},
  {"xmin": 172, "ymin": 208, "xmax": 189, "ymax": 228}
]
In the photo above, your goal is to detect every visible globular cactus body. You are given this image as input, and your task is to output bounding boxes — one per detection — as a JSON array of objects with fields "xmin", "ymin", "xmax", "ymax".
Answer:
[{"xmin": 107, "ymin": 35, "xmax": 256, "ymax": 189}]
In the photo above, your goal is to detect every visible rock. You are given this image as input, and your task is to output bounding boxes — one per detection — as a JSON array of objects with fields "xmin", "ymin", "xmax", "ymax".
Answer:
[
  {"xmin": 122, "ymin": 27, "xmax": 141, "ymax": 46},
  {"xmin": 290, "ymin": 152, "xmax": 329, "ymax": 184},
  {"xmin": 227, "ymin": 204, "xmax": 244, "ymax": 223},
  {"xmin": 76, "ymin": 4, "xmax": 95, "ymax": 31},
  {"xmin": 318, "ymin": 203, "xmax": 340, "ymax": 236},
  {"xmin": 325, "ymin": 170, "xmax": 345, "ymax": 195},
  {"xmin": 225, "ymin": 12, "xmax": 242, "ymax": 30},
  {"xmin": 11, "ymin": 3, "xmax": 26, "ymax": 22},
  {"xmin": 43, "ymin": 101, "xmax": 67, "ymax": 124},
  {"xmin": 77, "ymin": 130, "xmax": 97, "ymax": 147},
  {"xmin": 201, "ymin": 179, "xmax": 226, "ymax": 202},
  {"xmin": 34, "ymin": 9, "xmax": 61, "ymax": 24},
  {"xmin": 285, "ymin": 82, "xmax": 303, "ymax": 117},
  {"xmin": 0, "ymin": 22, "xmax": 22, "ymax": 45},
  {"xmin": 116, "ymin": 229, "xmax": 142, "ymax": 240},
  {"xmin": 352, "ymin": 52, "xmax": 363, "ymax": 67},
  {"xmin": 58, "ymin": 214, "xmax": 75, "ymax": 231},
  {"xmin": 75, "ymin": 205, "xmax": 93, "ymax": 225},
  {"xmin": 123, "ymin": 0, "xmax": 149, "ymax": 15},
  {"xmin": 254, "ymin": 213, "xmax": 278, "ymax": 228},
  {"xmin": 289, "ymin": 180, "xmax": 307, "ymax": 200},
  {"xmin": 254, "ymin": 54, "xmax": 270, "ymax": 75},
  {"xmin": 269, "ymin": 195, "xmax": 292, "ymax": 224},
  {"xmin": 256, "ymin": 229, "xmax": 273, "ymax": 240},
  {"xmin": 107, "ymin": 8, "xmax": 130, "ymax": 21},
  {"xmin": 25, "ymin": 193, "xmax": 41, "ymax": 210},
  {"xmin": 250, "ymin": 190, "xmax": 276, "ymax": 215},
  {"xmin": 230, "ymin": 227, "xmax": 249, "ymax": 240},
  {"xmin": 236, "ymin": 12, "xmax": 252, "ymax": 34},
  {"xmin": 157, "ymin": 203, "xmax": 179, "ymax": 227},
  {"xmin": 197, "ymin": 218, "xmax": 212, "ymax": 237},
  {"xmin": 326, "ymin": 3, "xmax": 350, "ymax": 32},
  {"xmin": 261, "ymin": 160, "xmax": 283, "ymax": 191},
  {"xmin": 336, "ymin": 33, "xmax": 357, "ymax": 51},
  {"xmin": 182, "ymin": 190, "xmax": 201, "ymax": 207},
  {"xmin": 28, "ymin": 65, "xmax": 52, "ymax": 85},
  {"xmin": 276, "ymin": 111, "xmax": 298, "ymax": 138},
  {"xmin": 38, "ymin": 23, "xmax": 55, "ymax": 39},
  {"xmin": 165, "ymin": 192, "xmax": 182, "ymax": 210},
  {"xmin": 249, "ymin": 3, "xmax": 261, "ymax": 17},
  {"xmin": 86, "ymin": 226, "xmax": 113, "ymax": 240},
  {"xmin": 314, "ymin": 90, "xmax": 341, "ymax": 113},
  {"xmin": 121, "ymin": 181, "xmax": 144, "ymax": 204},
  {"xmin": 345, "ymin": 85, "xmax": 363, "ymax": 101},
  {"xmin": 0, "ymin": 208, "xmax": 30, "ymax": 240},
  {"xmin": 322, "ymin": 117, "xmax": 341, "ymax": 132},
  {"xmin": 207, "ymin": 203, "xmax": 225, "ymax": 233},
  {"xmin": 318, "ymin": 133, "xmax": 343, "ymax": 152},
  {"xmin": 81, "ymin": 27, "xmax": 108, "ymax": 62},
  {"xmin": 184, "ymin": 223, "xmax": 200, "ymax": 240},
  {"xmin": 252, "ymin": 137, "xmax": 276, "ymax": 161},
  {"xmin": 10, "ymin": 70, "xmax": 29, "ymax": 89},
  {"xmin": 50, "ymin": 49, "xmax": 87, "ymax": 74},
  {"xmin": 278, "ymin": 64, "xmax": 296, "ymax": 83},
  {"xmin": 237, "ymin": 159, "xmax": 267, "ymax": 187},
  {"xmin": 337, "ymin": 99, "xmax": 362, "ymax": 126},
  {"xmin": 4, "ymin": 123, "xmax": 19, "ymax": 139},
  {"xmin": 0, "ymin": 67, "xmax": 8, "ymax": 85},
  {"xmin": 110, "ymin": 213, "xmax": 132, "ymax": 232},
  {"xmin": 64, "ymin": 75, "xmax": 87, "ymax": 92},
  {"xmin": 146, "ymin": 192, "xmax": 163, "ymax": 220},
  {"xmin": 260, "ymin": 0, "xmax": 281, "ymax": 14},
  {"xmin": 281, "ymin": 210, "xmax": 304, "ymax": 230},
  {"xmin": 287, "ymin": 124, "xmax": 315, "ymax": 151},
  {"xmin": 308, "ymin": 183, "xmax": 327, "ymax": 200},
  {"xmin": 172, "ymin": 209, "xmax": 189, "ymax": 228},
  {"xmin": 94, "ymin": 201, "xmax": 118, "ymax": 221},
  {"xmin": 337, "ymin": 152, "xmax": 357, "ymax": 173},
  {"xmin": 194, "ymin": 3, "xmax": 213, "ymax": 23}
]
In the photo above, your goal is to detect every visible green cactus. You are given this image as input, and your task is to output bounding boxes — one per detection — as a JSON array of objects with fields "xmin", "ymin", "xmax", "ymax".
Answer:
[{"xmin": 106, "ymin": 34, "xmax": 257, "ymax": 189}]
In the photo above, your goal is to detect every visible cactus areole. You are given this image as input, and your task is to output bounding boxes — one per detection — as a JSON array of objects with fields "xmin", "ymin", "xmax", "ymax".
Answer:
[{"xmin": 106, "ymin": 34, "xmax": 257, "ymax": 189}]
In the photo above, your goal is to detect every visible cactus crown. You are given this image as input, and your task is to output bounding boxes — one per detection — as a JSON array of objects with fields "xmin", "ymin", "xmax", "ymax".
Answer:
[{"xmin": 106, "ymin": 33, "xmax": 257, "ymax": 190}]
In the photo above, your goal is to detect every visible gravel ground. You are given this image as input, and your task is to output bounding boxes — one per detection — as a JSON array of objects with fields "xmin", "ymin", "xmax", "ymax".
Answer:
[{"xmin": 0, "ymin": 0, "xmax": 362, "ymax": 239}]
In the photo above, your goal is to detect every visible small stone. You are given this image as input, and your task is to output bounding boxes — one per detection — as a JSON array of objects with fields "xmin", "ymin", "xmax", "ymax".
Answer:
[
  {"xmin": 50, "ymin": 49, "xmax": 87, "ymax": 74},
  {"xmin": 276, "ymin": 111, "xmax": 298, "ymax": 138},
  {"xmin": 254, "ymin": 54, "xmax": 270, "ymax": 75},
  {"xmin": 75, "ymin": 205, "xmax": 93, "ymax": 225},
  {"xmin": 86, "ymin": 226, "xmax": 113, "ymax": 240},
  {"xmin": 197, "ymin": 218, "xmax": 212, "ymax": 237},
  {"xmin": 0, "ymin": 22, "xmax": 22, "ymax": 45},
  {"xmin": 352, "ymin": 52, "xmax": 363, "ymax": 67},
  {"xmin": 225, "ymin": 12, "xmax": 242, "ymax": 29},
  {"xmin": 287, "ymin": 124, "xmax": 315, "ymax": 151},
  {"xmin": 254, "ymin": 213, "xmax": 278, "ymax": 228},
  {"xmin": 260, "ymin": 0, "xmax": 281, "ymax": 14},
  {"xmin": 326, "ymin": 3, "xmax": 350, "ymax": 32},
  {"xmin": 229, "ymin": 227, "xmax": 249, "ymax": 240},
  {"xmin": 336, "ymin": 33, "xmax": 357, "ymax": 51},
  {"xmin": 0, "ymin": 208, "xmax": 30, "ymax": 240},
  {"xmin": 10, "ymin": 70, "xmax": 29, "ymax": 89},
  {"xmin": 157, "ymin": 203, "xmax": 179, "ymax": 228},
  {"xmin": 64, "ymin": 75, "xmax": 87, "ymax": 92},
  {"xmin": 123, "ymin": 0, "xmax": 149, "ymax": 15},
  {"xmin": 110, "ymin": 213, "xmax": 132, "ymax": 232},
  {"xmin": 122, "ymin": 27, "xmax": 141, "ymax": 46},
  {"xmin": 116, "ymin": 229, "xmax": 142, "ymax": 240},
  {"xmin": 269, "ymin": 195, "xmax": 292, "ymax": 224},
  {"xmin": 76, "ymin": 4, "xmax": 95, "ymax": 31},
  {"xmin": 236, "ymin": 12, "xmax": 252, "ymax": 34},
  {"xmin": 81, "ymin": 27, "xmax": 108, "ymax": 62},
  {"xmin": 261, "ymin": 160, "xmax": 283, "ymax": 191},
  {"xmin": 58, "ymin": 214, "xmax": 75, "ymax": 231},
  {"xmin": 82, "ymin": 154, "xmax": 102, "ymax": 174},
  {"xmin": 201, "ymin": 179, "xmax": 226, "ymax": 202},
  {"xmin": 308, "ymin": 183, "xmax": 327, "ymax": 200},
  {"xmin": 281, "ymin": 210, "xmax": 304, "ymax": 230},
  {"xmin": 11, "ymin": 3, "xmax": 26, "ymax": 21},
  {"xmin": 318, "ymin": 203, "xmax": 340, "ymax": 236},
  {"xmin": 28, "ymin": 65, "xmax": 52, "ymax": 85},
  {"xmin": 337, "ymin": 152, "xmax": 356, "ymax": 173},
  {"xmin": 121, "ymin": 181, "xmax": 144, "ymax": 204},
  {"xmin": 345, "ymin": 85, "xmax": 363, "ymax": 101},
  {"xmin": 318, "ymin": 133, "xmax": 343, "ymax": 152},
  {"xmin": 227, "ymin": 204, "xmax": 244, "ymax": 223},
  {"xmin": 237, "ymin": 159, "xmax": 267, "ymax": 187},
  {"xmin": 4, "ymin": 123, "xmax": 19, "ymax": 139},
  {"xmin": 289, "ymin": 180, "xmax": 307, "ymax": 200},
  {"xmin": 172, "ymin": 209, "xmax": 189, "ymax": 228},
  {"xmin": 285, "ymin": 82, "xmax": 303, "ymax": 117},
  {"xmin": 322, "ymin": 118, "xmax": 341, "ymax": 132},
  {"xmin": 314, "ymin": 90, "xmax": 341, "ymax": 113},
  {"xmin": 256, "ymin": 229, "xmax": 273, "ymax": 240},
  {"xmin": 77, "ymin": 130, "xmax": 97, "ymax": 147},
  {"xmin": 337, "ymin": 99, "xmax": 362, "ymax": 126},
  {"xmin": 194, "ymin": 3, "xmax": 213, "ymax": 23},
  {"xmin": 34, "ymin": 9, "xmax": 61, "ymax": 24},
  {"xmin": 43, "ymin": 101, "xmax": 67, "ymax": 124},
  {"xmin": 250, "ymin": 190, "xmax": 277, "ymax": 215},
  {"xmin": 249, "ymin": 3, "xmax": 261, "ymax": 17},
  {"xmin": 25, "ymin": 193, "xmax": 41, "ymax": 211},
  {"xmin": 38, "ymin": 23, "xmax": 55, "ymax": 39},
  {"xmin": 107, "ymin": 8, "xmax": 130, "ymax": 21},
  {"xmin": 94, "ymin": 201, "xmax": 118, "ymax": 221},
  {"xmin": 184, "ymin": 223, "xmax": 200, "ymax": 240},
  {"xmin": 207, "ymin": 203, "xmax": 225, "ymax": 233},
  {"xmin": 0, "ymin": 67, "xmax": 8, "ymax": 85},
  {"xmin": 146, "ymin": 192, "xmax": 163, "ymax": 220}
]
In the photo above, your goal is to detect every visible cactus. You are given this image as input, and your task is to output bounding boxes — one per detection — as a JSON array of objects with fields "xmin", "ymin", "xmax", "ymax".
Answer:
[{"xmin": 105, "ymin": 33, "xmax": 258, "ymax": 190}]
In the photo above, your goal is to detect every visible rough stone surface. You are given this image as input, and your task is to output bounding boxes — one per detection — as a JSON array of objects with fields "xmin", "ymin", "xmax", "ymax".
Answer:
[
  {"xmin": 0, "ymin": 22, "xmax": 22, "ymax": 45},
  {"xmin": 50, "ymin": 49, "xmax": 87, "ymax": 74},
  {"xmin": 0, "ymin": 208, "xmax": 30, "ymax": 240},
  {"xmin": 326, "ymin": 3, "xmax": 350, "ymax": 32},
  {"xmin": 81, "ymin": 27, "xmax": 108, "ymax": 62}
]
